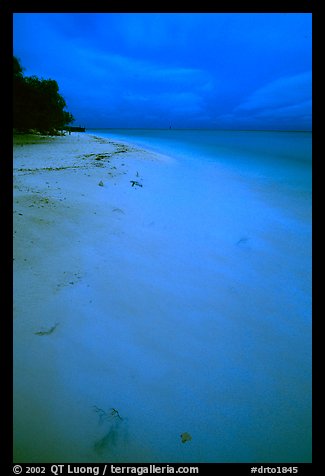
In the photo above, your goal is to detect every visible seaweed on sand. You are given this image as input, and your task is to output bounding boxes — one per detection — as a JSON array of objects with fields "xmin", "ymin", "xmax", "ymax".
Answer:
[
  {"xmin": 93, "ymin": 406, "xmax": 123, "ymax": 424},
  {"xmin": 34, "ymin": 322, "xmax": 59, "ymax": 336}
]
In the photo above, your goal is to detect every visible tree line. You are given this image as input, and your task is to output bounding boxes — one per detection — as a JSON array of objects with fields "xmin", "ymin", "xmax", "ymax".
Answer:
[{"xmin": 13, "ymin": 56, "xmax": 74, "ymax": 134}]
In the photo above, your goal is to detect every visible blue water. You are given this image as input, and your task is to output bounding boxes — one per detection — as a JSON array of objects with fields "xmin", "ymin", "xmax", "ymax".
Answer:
[
  {"xmin": 89, "ymin": 128, "xmax": 311, "ymax": 190},
  {"xmin": 89, "ymin": 129, "xmax": 311, "ymax": 164},
  {"xmin": 89, "ymin": 129, "xmax": 311, "ymax": 165}
]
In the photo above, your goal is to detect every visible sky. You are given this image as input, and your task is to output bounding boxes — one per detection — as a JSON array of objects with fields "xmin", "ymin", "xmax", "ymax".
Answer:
[{"xmin": 13, "ymin": 13, "xmax": 312, "ymax": 130}]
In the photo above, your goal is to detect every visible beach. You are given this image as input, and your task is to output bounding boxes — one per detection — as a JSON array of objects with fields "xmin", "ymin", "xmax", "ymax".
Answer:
[{"xmin": 13, "ymin": 131, "xmax": 312, "ymax": 463}]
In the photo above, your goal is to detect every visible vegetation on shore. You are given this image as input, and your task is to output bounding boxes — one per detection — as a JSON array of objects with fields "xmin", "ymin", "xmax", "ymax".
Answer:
[{"xmin": 13, "ymin": 56, "xmax": 74, "ymax": 135}]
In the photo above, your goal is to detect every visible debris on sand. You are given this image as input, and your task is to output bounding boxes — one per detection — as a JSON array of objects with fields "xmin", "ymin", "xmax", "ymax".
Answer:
[
  {"xmin": 93, "ymin": 405, "xmax": 124, "ymax": 423},
  {"xmin": 34, "ymin": 322, "xmax": 59, "ymax": 336},
  {"xmin": 130, "ymin": 180, "xmax": 143, "ymax": 188},
  {"xmin": 180, "ymin": 432, "xmax": 192, "ymax": 443}
]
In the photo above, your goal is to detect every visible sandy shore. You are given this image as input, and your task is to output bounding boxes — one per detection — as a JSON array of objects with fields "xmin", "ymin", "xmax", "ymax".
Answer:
[
  {"xmin": 13, "ymin": 132, "xmax": 177, "ymax": 462},
  {"xmin": 13, "ymin": 132, "xmax": 167, "ymax": 338},
  {"xmin": 13, "ymin": 132, "xmax": 311, "ymax": 463}
]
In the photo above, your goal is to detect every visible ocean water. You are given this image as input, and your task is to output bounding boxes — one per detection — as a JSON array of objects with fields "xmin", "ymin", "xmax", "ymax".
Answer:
[
  {"xmin": 90, "ymin": 128, "xmax": 311, "ymax": 174},
  {"xmin": 14, "ymin": 129, "xmax": 312, "ymax": 463},
  {"xmin": 90, "ymin": 129, "xmax": 311, "ymax": 210}
]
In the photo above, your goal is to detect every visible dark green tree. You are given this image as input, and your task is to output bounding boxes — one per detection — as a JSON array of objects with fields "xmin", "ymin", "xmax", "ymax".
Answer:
[
  {"xmin": 13, "ymin": 56, "xmax": 24, "ymax": 77},
  {"xmin": 13, "ymin": 56, "xmax": 74, "ymax": 133}
]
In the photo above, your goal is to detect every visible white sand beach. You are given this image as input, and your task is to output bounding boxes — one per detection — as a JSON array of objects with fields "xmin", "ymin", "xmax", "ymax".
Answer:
[{"xmin": 13, "ymin": 132, "xmax": 312, "ymax": 463}]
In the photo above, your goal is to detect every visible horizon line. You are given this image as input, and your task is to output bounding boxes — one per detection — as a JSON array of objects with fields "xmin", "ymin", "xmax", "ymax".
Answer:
[{"xmin": 84, "ymin": 127, "xmax": 312, "ymax": 133}]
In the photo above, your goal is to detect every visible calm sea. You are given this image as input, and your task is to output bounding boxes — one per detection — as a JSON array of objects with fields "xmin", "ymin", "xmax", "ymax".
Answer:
[{"xmin": 89, "ymin": 128, "xmax": 311, "ymax": 190}]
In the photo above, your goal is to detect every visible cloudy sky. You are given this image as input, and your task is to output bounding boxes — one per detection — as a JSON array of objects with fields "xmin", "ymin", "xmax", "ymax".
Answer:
[{"xmin": 13, "ymin": 13, "xmax": 312, "ymax": 130}]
